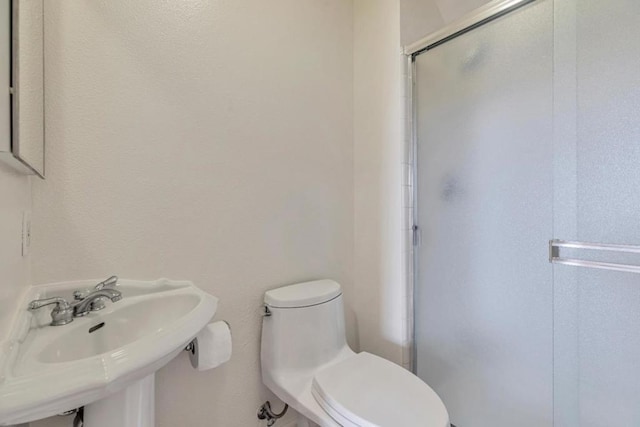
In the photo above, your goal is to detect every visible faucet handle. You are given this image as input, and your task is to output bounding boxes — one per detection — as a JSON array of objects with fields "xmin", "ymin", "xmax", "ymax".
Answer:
[
  {"xmin": 28, "ymin": 297, "xmax": 70, "ymax": 311},
  {"xmin": 28, "ymin": 297, "xmax": 74, "ymax": 326},
  {"xmin": 95, "ymin": 275, "xmax": 118, "ymax": 291},
  {"xmin": 73, "ymin": 275, "xmax": 118, "ymax": 301}
]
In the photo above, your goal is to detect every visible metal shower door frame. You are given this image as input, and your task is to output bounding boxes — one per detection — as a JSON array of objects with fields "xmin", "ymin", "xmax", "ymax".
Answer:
[{"xmin": 404, "ymin": 0, "xmax": 541, "ymax": 374}]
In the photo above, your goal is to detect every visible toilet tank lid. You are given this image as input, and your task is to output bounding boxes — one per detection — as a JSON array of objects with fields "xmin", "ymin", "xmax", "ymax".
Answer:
[{"xmin": 264, "ymin": 280, "xmax": 342, "ymax": 308}]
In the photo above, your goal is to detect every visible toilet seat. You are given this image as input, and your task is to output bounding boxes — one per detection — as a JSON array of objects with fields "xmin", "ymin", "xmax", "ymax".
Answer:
[{"xmin": 311, "ymin": 352, "xmax": 449, "ymax": 427}]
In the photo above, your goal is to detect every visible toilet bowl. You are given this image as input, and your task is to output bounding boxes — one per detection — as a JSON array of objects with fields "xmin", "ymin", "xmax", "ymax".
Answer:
[{"xmin": 260, "ymin": 280, "xmax": 449, "ymax": 427}]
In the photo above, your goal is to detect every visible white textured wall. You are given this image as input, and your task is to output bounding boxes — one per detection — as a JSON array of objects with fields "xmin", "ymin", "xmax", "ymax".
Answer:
[
  {"xmin": 353, "ymin": 0, "xmax": 405, "ymax": 366},
  {"xmin": 400, "ymin": 0, "xmax": 493, "ymax": 45},
  {"xmin": 31, "ymin": 1, "xmax": 354, "ymax": 426},
  {"xmin": 0, "ymin": 165, "xmax": 31, "ymax": 345}
]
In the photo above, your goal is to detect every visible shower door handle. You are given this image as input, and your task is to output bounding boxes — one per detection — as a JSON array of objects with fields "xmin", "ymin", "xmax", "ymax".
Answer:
[{"xmin": 549, "ymin": 239, "xmax": 640, "ymax": 274}]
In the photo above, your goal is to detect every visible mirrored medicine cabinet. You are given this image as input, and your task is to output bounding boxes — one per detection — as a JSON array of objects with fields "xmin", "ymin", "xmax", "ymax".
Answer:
[{"xmin": 1, "ymin": 0, "xmax": 44, "ymax": 178}]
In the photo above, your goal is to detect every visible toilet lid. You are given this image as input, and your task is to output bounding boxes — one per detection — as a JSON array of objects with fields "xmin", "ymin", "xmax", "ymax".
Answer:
[{"xmin": 312, "ymin": 352, "xmax": 449, "ymax": 427}]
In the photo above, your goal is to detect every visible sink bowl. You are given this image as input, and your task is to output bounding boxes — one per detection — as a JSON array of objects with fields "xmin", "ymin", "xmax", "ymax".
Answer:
[
  {"xmin": 0, "ymin": 279, "xmax": 217, "ymax": 425},
  {"xmin": 39, "ymin": 294, "xmax": 200, "ymax": 364}
]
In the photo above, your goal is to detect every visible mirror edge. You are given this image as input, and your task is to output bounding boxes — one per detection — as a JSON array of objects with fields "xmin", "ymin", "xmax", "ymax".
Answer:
[{"xmin": 9, "ymin": 0, "xmax": 44, "ymax": 179}]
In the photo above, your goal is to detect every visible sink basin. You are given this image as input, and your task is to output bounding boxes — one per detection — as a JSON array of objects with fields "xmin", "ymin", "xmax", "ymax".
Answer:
[
  {"xmin": 0, "ymin": 279, "xmax": 217, "ymax": 425},
  {"xmin": 39, "ymin": 294, "xmax": 200, "ymax": 364}
]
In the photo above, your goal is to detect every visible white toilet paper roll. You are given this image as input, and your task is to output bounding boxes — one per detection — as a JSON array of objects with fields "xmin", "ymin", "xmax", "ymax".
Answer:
[{"xmin": 189, "ymin": 321, "xmax": 232, "ymax": 371}]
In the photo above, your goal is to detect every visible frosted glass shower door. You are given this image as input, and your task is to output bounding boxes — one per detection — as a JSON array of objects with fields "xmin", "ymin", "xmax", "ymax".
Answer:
[
  {"xmin": 552, "ymin": 1, "xmax": 640, "ymax": 425},
  {"xmin": 413, "ymin": 1, "xmax": 554, "ymax": 426}
]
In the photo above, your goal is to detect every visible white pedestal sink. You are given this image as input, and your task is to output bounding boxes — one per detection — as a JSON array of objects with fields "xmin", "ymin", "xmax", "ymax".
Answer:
[
  {"xmin": 84, "ymin": 374, "xmax": 155, "ymax": 427},
  {"xmin": 0, "ymin": 279, "xmax": 218, "ymax": 426}
]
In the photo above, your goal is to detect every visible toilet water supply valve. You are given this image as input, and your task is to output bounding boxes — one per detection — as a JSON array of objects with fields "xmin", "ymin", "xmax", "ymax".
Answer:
[{"xmin": 257, "ymin": 401, "xmax": 288, "ymax": 426}]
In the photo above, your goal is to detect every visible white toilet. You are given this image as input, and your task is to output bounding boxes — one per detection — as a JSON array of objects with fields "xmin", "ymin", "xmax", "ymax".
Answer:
[{"xmin": 261, "ymin": 279, "xmax": 450, "ymax": 427}]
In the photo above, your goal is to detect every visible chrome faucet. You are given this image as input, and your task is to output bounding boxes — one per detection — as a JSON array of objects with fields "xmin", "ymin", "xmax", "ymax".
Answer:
[
  {"xmin": 28, "ymin": 287, "xmax": 122, "ymax": 326},
  {"xmin": 73, "ymin": 275, "xmax": 119, "ymax": 311},
  {"xmin": 72, "ymin": 288, "xmax": 122, "ymax": 317}
]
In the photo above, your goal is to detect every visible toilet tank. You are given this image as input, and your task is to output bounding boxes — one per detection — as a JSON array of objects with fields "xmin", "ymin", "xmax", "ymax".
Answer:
[{"xmin": 261, "ymin": 280, "xmax": 349, "ymax": 376}]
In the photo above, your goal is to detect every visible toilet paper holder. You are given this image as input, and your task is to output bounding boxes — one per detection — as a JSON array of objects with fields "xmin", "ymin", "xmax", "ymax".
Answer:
[
  {"xmin": 184, "ymin": 338, "xmax": 201, "ymax": 369},
  {"xmin": 184, "ymin": 338, "xmax": 198, "ymax": 356},
  {"xmin": 184, "ymin": 320, "xmax": 231, "ymax": 369}
]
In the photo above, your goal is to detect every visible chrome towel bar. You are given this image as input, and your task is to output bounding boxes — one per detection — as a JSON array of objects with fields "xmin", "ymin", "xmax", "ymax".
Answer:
[{"xmin": 549, "ymin": 239, "xmax": 640, "ymax": 274}]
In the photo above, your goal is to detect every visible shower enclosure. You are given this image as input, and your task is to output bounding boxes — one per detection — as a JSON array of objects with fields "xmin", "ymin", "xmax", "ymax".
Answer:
[{"xmin": 411, "ymin": 0, "xmax": 640, "ymax": 426}]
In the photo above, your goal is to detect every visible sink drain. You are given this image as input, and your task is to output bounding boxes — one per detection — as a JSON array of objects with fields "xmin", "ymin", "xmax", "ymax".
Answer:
[{"xmin": 88, "ymin": 322, "xmax": 105, "ymax": 333}]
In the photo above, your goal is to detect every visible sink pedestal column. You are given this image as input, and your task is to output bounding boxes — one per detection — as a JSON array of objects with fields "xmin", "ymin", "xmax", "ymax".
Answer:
[{"xmin": 84, "ymin": 374, "xmax": 155, "ymax": 427}]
